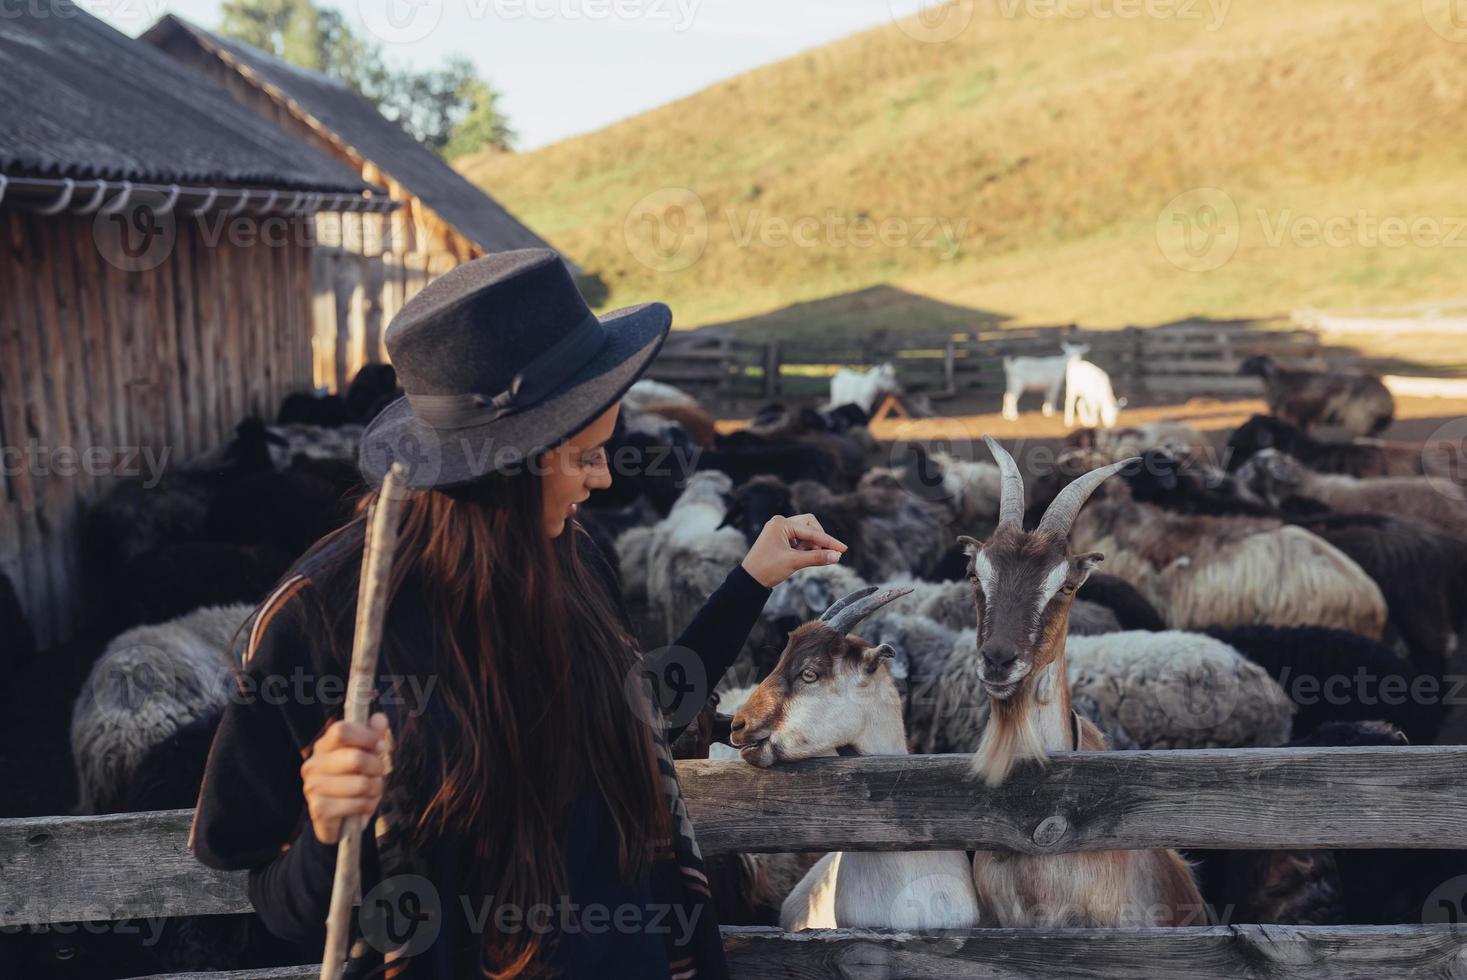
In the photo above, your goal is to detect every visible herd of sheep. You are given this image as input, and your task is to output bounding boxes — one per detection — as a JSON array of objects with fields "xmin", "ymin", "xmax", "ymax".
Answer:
[{"xmin": 10, "ymin": 355, "xmax": 1467, "ymax": 973}]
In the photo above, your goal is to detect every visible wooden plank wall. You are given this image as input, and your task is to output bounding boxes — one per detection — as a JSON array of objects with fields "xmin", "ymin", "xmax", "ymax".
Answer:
[{"xmin": 0, "ymin": 210, "xmax": 315, "ymax": 649}]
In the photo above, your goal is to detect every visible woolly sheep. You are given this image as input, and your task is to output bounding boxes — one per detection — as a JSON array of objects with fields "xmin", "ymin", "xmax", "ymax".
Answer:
[
  {"xmin": 1240, "ymin": 450, "xmax": 1467, "ymax": 542},
  {"xmin": 71, "ymin": 604, "xmax": 252, "ymax": 813},
  {"xmin": 643, "ymin": 472, "xmax": 748, "ymax": 649},
  {"xmin": 925, "ymin": 630, "xmax": 1293, "ymax": 755},
  {"xmin": 1072, "ymin": 484, "xmax": 1388, "ymax": 639}
]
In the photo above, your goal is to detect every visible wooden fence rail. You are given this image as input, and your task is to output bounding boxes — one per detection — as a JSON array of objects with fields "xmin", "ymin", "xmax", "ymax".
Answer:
[
  {"xmin": 126, "ymin": 925, "xmax": 1467, "ymax": 980},
  {"xmin": 5, "ymin": 747, "xmax": 1466, "ymax": 929},
  {"xmin": 647, "ymin": 323, "xmax": 1326, "ymax": 401}
]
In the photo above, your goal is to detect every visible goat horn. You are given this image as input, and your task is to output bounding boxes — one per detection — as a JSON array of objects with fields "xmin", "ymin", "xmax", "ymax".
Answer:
[
  {"xmin": 822, "ymin": 586, "xmax": 914, "ymax": 636},
  {"xmin": 983, "ymin": 435, "xmax": 1026, "ymax": 529},
  {"xmin": 1036, "ymin": 456, "xmax": 1139, "ymax": 541},
  {"xmin": 819, "ymin": 585, "xmax": 879, "ymax": 624}
]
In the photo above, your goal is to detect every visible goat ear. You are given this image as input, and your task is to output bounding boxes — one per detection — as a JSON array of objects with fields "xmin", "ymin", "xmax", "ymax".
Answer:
[
  {"xmin": 860, "ymin": 642, "xmax": 897, "ymax": 674},
  {"xmin": 956, "ymin": 534, "xmax": 983, "ymax": 557},
  {"xmin": 1072, "ymin": 551, "xmax": 1104, "ymax": 585}
]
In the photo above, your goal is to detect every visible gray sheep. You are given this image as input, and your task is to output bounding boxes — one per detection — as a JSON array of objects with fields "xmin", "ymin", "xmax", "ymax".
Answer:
[{"xmin": 71, "ymin": 604, "xmax": 252, "ymax": 813}]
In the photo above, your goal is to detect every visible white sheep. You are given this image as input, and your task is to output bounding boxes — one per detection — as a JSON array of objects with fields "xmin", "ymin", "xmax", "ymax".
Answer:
[
  {"xmin": 71, "ymin": 604, "xmax": 252, "ymax": 813},
  {"xmin": 828, "ymin": 363, "xmax": 899, "ymax": 415},
  {"xmin": 1064, "ymin": 355, "xmax": 1122, "ymax": 428},
  {"xmin": 1002, "ymin": 342, "xmax": 1089, "ymax": 420}
]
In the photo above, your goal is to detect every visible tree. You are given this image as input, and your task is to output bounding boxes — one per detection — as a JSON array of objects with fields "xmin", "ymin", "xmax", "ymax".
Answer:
[{"xmin": 218, "ymin": 0, "xmax": 514, "ymax": 157}]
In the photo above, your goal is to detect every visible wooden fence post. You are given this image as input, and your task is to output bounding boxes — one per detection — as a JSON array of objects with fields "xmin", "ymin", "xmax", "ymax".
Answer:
[{"xmin": 764, "ymin": 339, "xmax": 781, "ymax": 399}]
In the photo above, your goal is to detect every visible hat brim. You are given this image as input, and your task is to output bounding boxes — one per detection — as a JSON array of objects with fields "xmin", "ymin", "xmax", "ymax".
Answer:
[{"xmin": 359, "ymin": 301, "xmax": 672, "ymax": 490}]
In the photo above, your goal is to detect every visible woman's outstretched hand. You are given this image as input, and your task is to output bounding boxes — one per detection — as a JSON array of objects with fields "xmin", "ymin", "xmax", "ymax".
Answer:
[
  {"xmin": 740, "ymin": 513, "xmax": 848, "ymax": 588},
  {"xmin": 301, "ymin": 713, "xmax": 390, "ymax": 846}
]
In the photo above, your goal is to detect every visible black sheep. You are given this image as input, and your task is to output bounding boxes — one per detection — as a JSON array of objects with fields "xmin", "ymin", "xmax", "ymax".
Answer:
[
  {"xmin": 1205, "ymin": 625, "xmax": 1442, "ymax": 743},
  {"xmin": 346, "ymin": 363, "xmax": 401, "ymax": 421},
  {"xmin": 1226, "ymin": 415, "xmax": 1433, "ymax": 478},
  {"xmin": 0, "ymin": 571, "xmax": 35, "ymax": 678},
  {"xmin": 1076, "ymin": 573, "xmax": 1166, "ymax": 632},
  {"xmin": 203, "ymin": 462, "xmax": 354, "ymax": 558},
  {"xmin": 109, "ymin": 542, "xmax": 294, "ymax": 630},
  {"xmin": 276, "ymin": 390, "xmax": 355, "ymax": 427}
]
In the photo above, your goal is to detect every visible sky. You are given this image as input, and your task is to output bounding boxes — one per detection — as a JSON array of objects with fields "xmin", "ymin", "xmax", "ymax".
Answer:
[{"xmin": 93, "ymin": 0, "xmax": 934, "ymax": 149}]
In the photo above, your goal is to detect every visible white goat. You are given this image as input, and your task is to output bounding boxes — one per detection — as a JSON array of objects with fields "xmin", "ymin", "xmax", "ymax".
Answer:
[
  {"xmin": 71, "ymin": 604, "xmax": 252, "ymax": 813},
  {"xmin": 731, "ymin": 586, "xmax": 981, "ymax": 931},
  {"xmin": 828, "ymin": 363, "xmax": 898, "ymax": 415},
  {"xmin": 1065, "ymin": 355, "xmax": 1122, "ymax": 428},
  {"xmin": 1002, "ymin": 342, "xmax": 1088, "ymax": 421}
]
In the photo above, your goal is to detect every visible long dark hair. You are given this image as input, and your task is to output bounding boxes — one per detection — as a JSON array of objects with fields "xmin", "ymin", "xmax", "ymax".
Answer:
[{"xmin": 309, "ymin": 467, "xmax": 668, "ymax": 977}]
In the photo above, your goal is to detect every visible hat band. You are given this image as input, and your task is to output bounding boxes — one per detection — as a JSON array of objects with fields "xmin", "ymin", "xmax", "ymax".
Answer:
[{"xmin": 403, "ymin": 313, "xmax": 606, "ymax": 430}]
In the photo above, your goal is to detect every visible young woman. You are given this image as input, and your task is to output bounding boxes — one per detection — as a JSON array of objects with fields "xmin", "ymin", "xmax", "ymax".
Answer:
[{"xmin": 191, "ymin": 250, "xmax": 846, "ymax": 979}]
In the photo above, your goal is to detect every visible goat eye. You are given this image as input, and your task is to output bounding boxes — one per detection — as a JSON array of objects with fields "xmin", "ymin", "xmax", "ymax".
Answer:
[
  {"xmin": 800, "ymin": 668, "xmax": 818, "ymax": 684},
  {"xmin": 1060, "ymin": 583, "xmax": 1077, "ymax": 596}
]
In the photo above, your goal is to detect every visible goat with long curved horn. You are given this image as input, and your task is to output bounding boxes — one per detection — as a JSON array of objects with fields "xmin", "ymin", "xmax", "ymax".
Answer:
[
  {"xmin": 982, "ymin": 435, "xmax": 1026, "ymax": 529},
  {"xmin": 822, "ymin": 586, "xmax": 914, "ymax": 636},
  {"xmin": 1035, "ymin": 456, "xmax": 1139, "ymax": 541}
]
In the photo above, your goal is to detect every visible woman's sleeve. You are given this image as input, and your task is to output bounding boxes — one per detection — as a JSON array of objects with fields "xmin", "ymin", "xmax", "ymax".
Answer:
[
  {"xmin": 648, "ymin": 564, "xmax": 771, "ymax": 741},
  {"xmin": 190, "ymin": 576, "xmax": 341, "ymax": 946}
]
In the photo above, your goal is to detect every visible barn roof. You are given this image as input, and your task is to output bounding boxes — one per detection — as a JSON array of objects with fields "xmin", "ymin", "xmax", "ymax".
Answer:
[
  {"xmin": 144, "ymin": 15, "xmax": 565, "ymax": 259},
  {"xmin": 0, "ymin": 1, "xmax": 376, "ymax": 194}
]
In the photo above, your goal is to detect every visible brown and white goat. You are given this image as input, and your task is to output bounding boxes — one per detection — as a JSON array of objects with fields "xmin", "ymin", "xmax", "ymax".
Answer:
[
  {"xmin": 960, "ymin": 436, "xmax": 1204, "ymax": 927},
  {"xmin": 731, "ymin": 586, "xmax": 982, "ymax": 932}
]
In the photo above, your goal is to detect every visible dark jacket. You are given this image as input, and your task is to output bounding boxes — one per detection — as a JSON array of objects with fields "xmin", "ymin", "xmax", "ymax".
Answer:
[{"xmin": 190, "ymin": 521, "xmax": 770, "ymax": 978}]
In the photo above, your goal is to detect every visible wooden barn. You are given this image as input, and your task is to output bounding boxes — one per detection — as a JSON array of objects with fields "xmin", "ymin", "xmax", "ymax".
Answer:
[
  {"xmin": 0, "ymin": 1, "xmax": 396, "ymax": 647},
  {"xmin": 143, "ymin": 15, "xmax": 571, "ymax": 394}
]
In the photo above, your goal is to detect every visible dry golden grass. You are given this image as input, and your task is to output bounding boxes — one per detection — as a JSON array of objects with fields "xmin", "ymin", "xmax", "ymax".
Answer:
[{"xmin": 460, "ymin": 0, "xmax": 1467, "ymax": 350}]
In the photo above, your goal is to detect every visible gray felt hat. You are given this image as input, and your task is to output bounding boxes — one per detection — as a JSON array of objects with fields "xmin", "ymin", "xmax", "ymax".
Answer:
[{"xmin": 359, "ymin": 249, "xmax": 670, "ymax": 489}]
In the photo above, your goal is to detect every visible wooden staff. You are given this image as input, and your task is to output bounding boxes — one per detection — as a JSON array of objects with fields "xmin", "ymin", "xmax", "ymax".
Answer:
[{"xmin": 320, "ymin": 462, "xmax": 408, "ymax": 980}]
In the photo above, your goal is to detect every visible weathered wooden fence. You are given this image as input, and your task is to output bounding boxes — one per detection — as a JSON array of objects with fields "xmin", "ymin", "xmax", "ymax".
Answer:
[
  {"xmin": 4, "ymin": 746, "xmax": 1465, "ymax": 978},
  {"xmin": 648, "ymin": 322, "xmax": 1326, "ymax": 402}
]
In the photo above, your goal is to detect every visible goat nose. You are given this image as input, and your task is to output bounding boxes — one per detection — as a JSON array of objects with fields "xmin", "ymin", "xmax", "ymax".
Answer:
[
  {"xmin": 982, "ymin": 646, "xmax": 1018, "ymax": 673},
  {"xmin": 730, "ymin": 717, "xmax": 746, "ymax": 734}
]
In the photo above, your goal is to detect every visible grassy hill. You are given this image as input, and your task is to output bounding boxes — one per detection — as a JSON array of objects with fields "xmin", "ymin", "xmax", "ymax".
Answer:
[{"xmin": 459, "ymin": 0, "xmax": 1467, "ymax": 344}]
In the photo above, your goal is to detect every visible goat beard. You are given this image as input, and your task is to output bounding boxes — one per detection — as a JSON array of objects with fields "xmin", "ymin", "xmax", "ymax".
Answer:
[{"xmin": 971, "ymin": 683, "xmax": 1051, "ymax": 788}]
